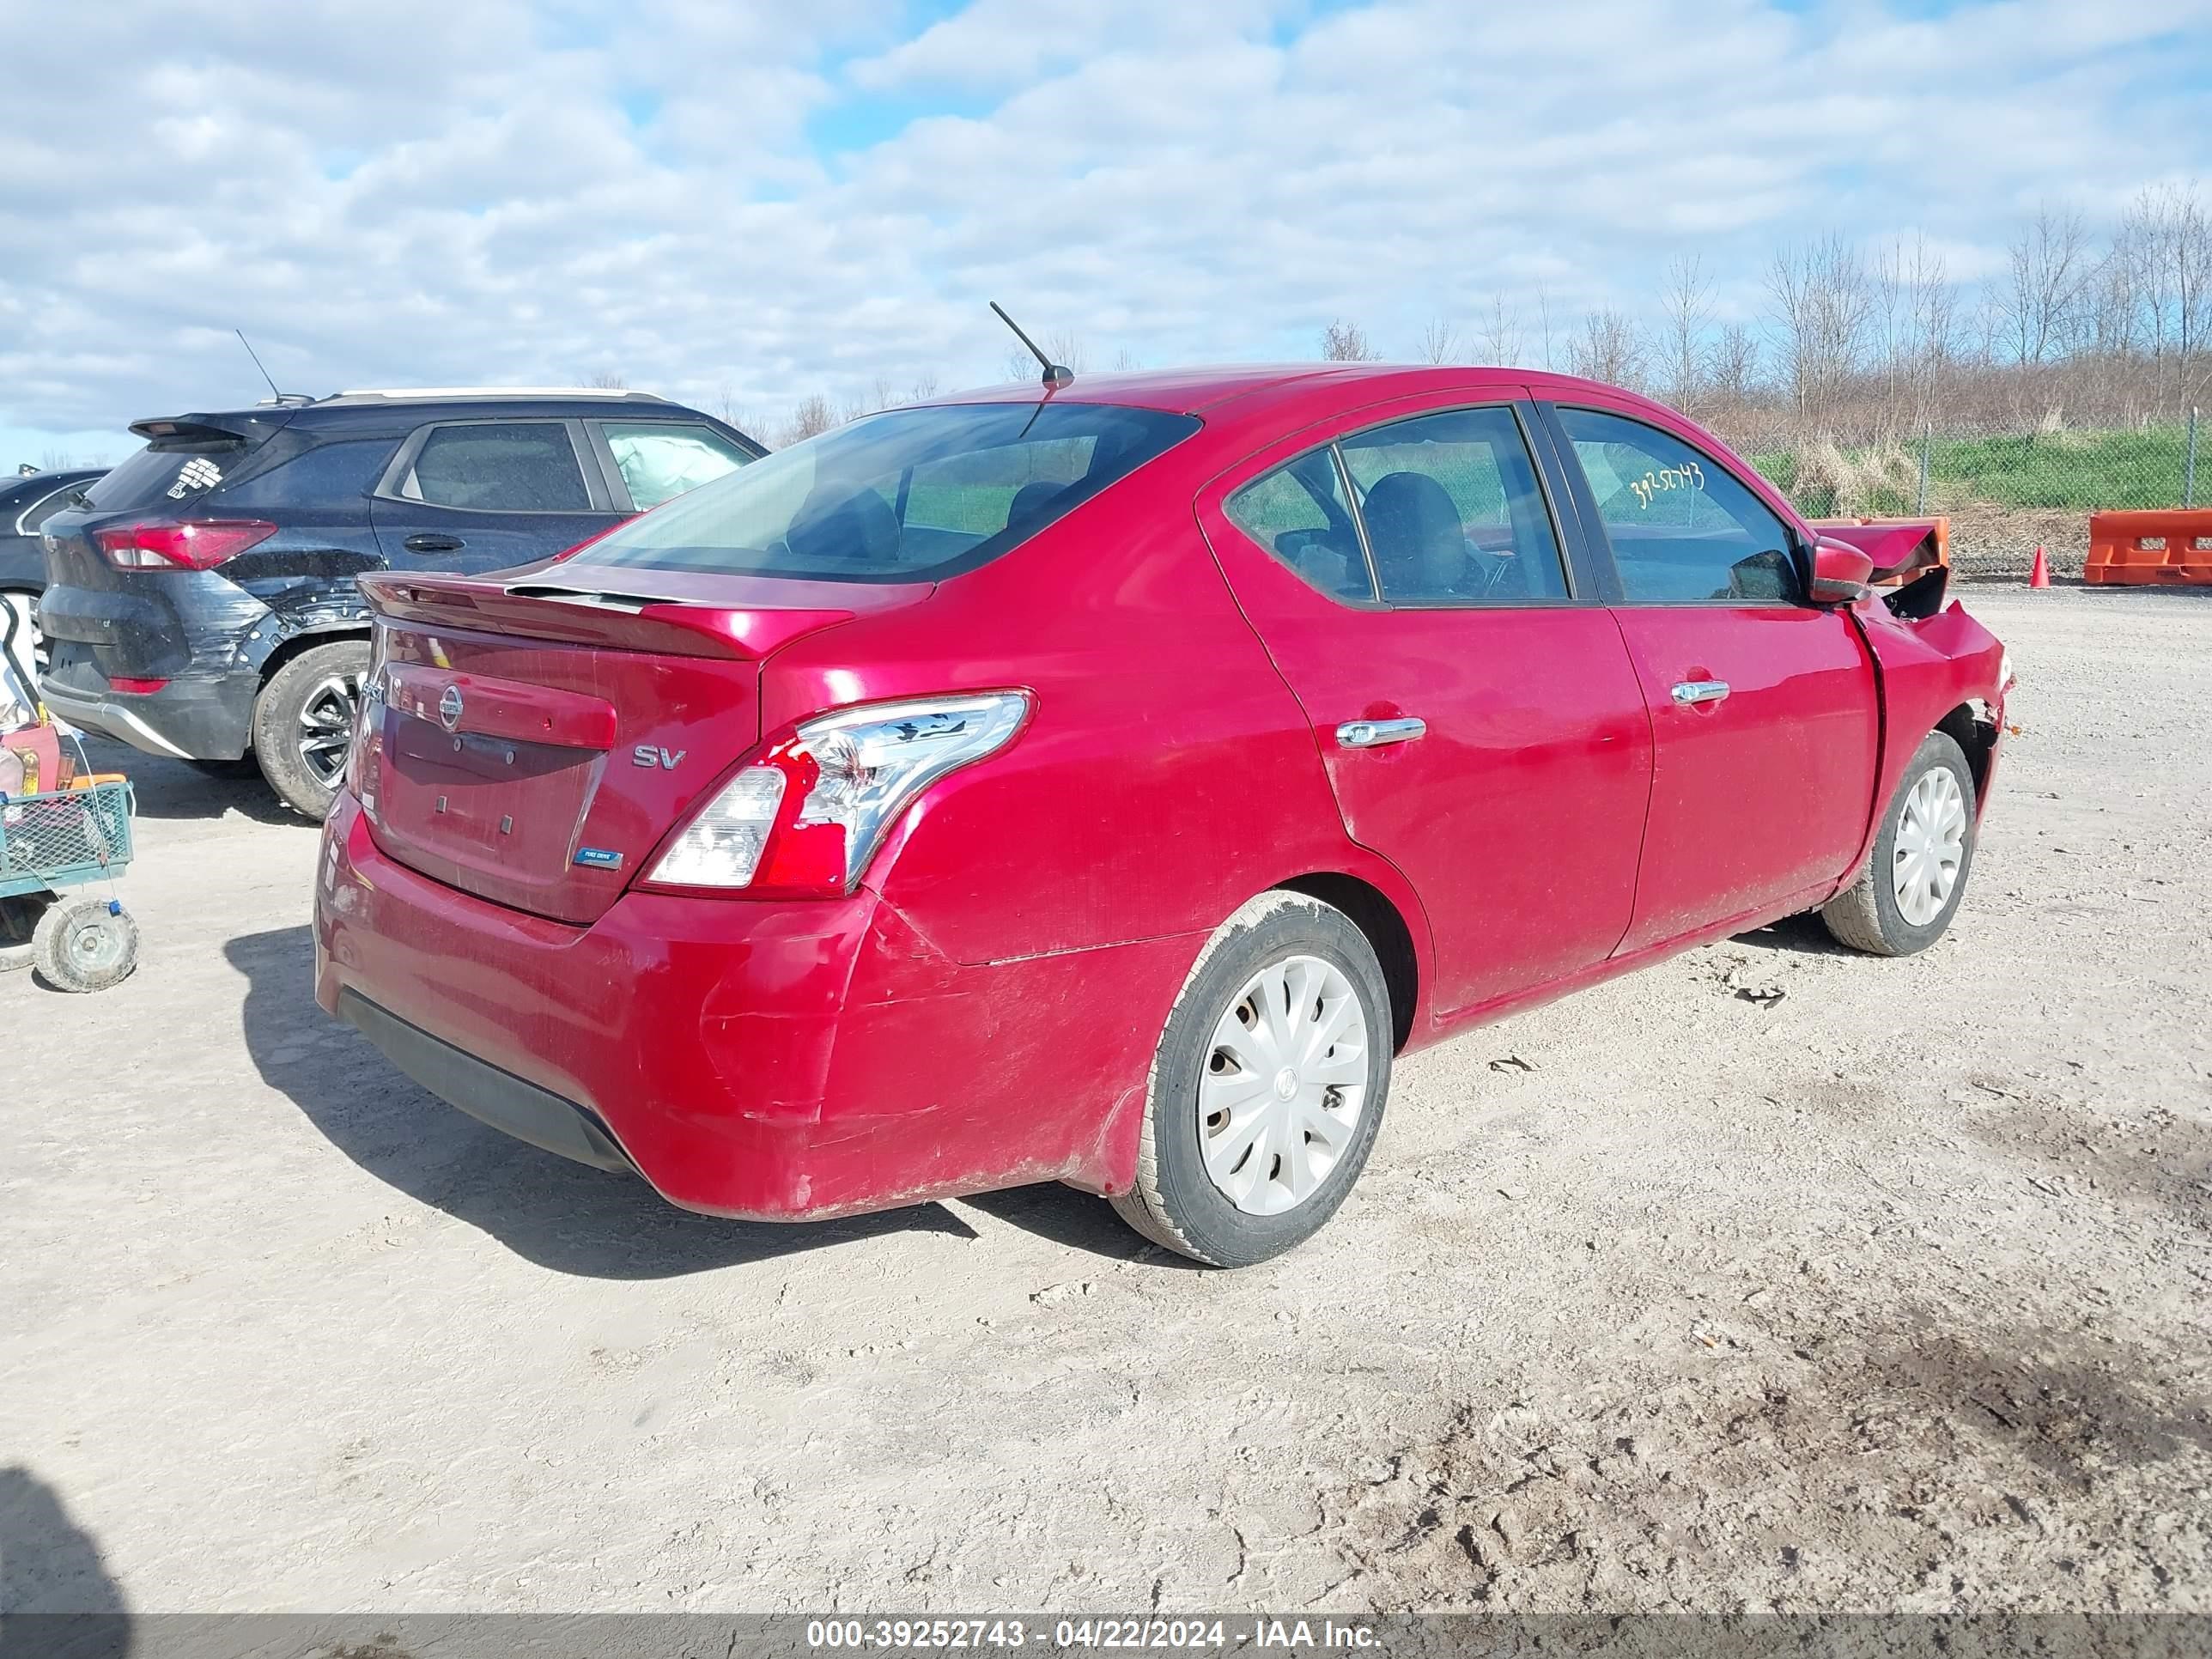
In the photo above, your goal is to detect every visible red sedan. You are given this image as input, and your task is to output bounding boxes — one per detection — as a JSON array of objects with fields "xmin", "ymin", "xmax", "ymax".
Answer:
[{"xmin": 314, "ymin": 365, "xmax": 2008, "ymax": 1266}]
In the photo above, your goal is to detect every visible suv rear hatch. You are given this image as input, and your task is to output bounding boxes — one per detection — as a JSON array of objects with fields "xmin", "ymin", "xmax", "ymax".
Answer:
[
  {"xmin": 354, "ymin": 568, "xmax": 926, "ymax": 925},
  {"xmin": 39, "ymin": 410, "xmax": 297, "ymax": 680}
]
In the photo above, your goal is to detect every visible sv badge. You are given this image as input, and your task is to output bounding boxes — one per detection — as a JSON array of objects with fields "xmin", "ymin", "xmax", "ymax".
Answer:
[{"xmin": 632, "ymin": 744, "xmax": 687, "ymax": 770}]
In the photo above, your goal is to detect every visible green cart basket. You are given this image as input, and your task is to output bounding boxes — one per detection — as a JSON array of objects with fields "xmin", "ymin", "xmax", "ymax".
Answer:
[{"xmin": 0, "ymin": 779, "xmax": 140, "ymax": 992}]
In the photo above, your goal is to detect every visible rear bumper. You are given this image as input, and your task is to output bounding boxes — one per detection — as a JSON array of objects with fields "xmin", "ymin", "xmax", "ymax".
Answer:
[
  {"xmin": 337, "ymin": 991, "xmax": 637, "ymax": 1176},
  {"xmin": 40, "ymin": 656, "xmax": 256, "ymax": 761},
  {"xmin": 313, "ymin": 792, "xmax": 1194, "ymax": 1219}
]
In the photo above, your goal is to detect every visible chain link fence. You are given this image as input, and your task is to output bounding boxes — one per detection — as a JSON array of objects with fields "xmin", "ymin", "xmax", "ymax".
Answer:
[{"xmin": 1702, "ymin": 412, "xmax": 2203, "ymax": 582}]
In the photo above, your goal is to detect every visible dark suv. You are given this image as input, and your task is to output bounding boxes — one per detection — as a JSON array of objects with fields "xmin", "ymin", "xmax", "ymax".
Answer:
[
  {"xmin": 1, "ymin": 466, "xmax": 106, "ymax": 672},
  {"xmin": 39, "ymin": 389, "xmax": 761, "ymax": 816}
]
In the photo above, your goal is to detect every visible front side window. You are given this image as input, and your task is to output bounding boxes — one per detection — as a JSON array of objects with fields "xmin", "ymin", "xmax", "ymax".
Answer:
[
  {"xmin": 567, "ymin": 402, "xmax": 1198, "ymax": 583},
  {"xmin": 1556, "ymin": 408, "xmax": 1800, "ymax": 603},
  {"xmin": 600, "ymin": 422, "xmax": 754, "ymax": 510},
  {"xmin": 1337, "ymin": 407, "xmax": 1569, "ymax": 603},
  {"xmin": 407, "ymin": 422, "xmax": 590, "ymax": 513}
]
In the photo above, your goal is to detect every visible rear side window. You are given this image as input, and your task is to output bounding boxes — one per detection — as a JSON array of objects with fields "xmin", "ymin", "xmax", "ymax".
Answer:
[
  {"xmin": 568, "ymin": 403, "xmax": 1199, "ymax": 583},
  {"xmin": 1225, "ymin": 450, "xmax": 1369, "ymax": 601},
  {"xmin": 16, "ymin": 482, "xmax": 94, "ymax": 536},
  {"xmin": 1338, "ymin": 408, "xmax": 1568, "ymax": 604},
  {"xmin": 1556, "ymin": 408, "xmax": 1800, "ymax": 603},
  {"xmin": 218, "ymin": 440, "xmax": 398, "ymax": 510},
  {"xmin": 404, "ymin": 422, "xmax": 590, "ymax": 513},
  {"xmin": 600, "ymin": 422, "xmax": 753, "ymax": 510}
]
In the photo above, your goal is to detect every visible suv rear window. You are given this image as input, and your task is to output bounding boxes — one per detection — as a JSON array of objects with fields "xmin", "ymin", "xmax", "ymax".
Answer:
[
  {"xmin": 567, "ymin": 402, "xmax": 1199, "ymax": 583},
  {"xmin": 84, "ymin": 443, "xmax": 243, "ymax": 513}
]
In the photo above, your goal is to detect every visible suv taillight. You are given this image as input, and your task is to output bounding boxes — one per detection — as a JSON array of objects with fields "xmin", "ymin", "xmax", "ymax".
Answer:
[
  {"xmin": 641, "ymin": 691, "xmax": 1032, "ymax": 898},
  {"xmin": 96, "ymin": 520, "xmax": 277, "ymax": 570}
]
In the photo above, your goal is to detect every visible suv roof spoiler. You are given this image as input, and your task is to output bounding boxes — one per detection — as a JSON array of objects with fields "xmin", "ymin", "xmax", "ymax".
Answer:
[
  {"xmin": 125, "ymin": 410, "xmax": 293, "ymax": 444},
  {"xmin": 319, "ymin": 386, "xmax": 672, "ymax": 404}
]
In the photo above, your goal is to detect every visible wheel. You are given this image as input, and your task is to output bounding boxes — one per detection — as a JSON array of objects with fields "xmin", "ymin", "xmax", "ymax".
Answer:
[
  {"xmin": 251, "ymin": 639, "xmax": 368, "ymax": 820},
  {"xmin": 32, "ymin": 896, "xmax": 140, "ymax": 992},
  {"xmin": 1, "ymin": 589, "xmax": 41, "ymax": 681},
  {"xmin": 1821, "ymin": 729, "xmax": 1977, "ymax": 957},
  {"xmin": 1110, "ymin": 891, "xmax": 1393, "ymax": 1267},
  {"xmin": 0, "ymin": 892, "xmax": 52, "ymax": 974}
]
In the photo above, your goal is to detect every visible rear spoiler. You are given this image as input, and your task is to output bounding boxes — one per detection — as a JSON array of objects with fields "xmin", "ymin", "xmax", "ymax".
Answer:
[
  {"xmin": 359, "ymin": 571, "xmax": 885, "ymax": 662},
  {"xmin": 127, "ymin": 410, "xmax": 299, "ymax": 446}
]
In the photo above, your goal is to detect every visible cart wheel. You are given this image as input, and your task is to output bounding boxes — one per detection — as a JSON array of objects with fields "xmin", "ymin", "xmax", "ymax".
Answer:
[
  {"xmin": 33, "ymin": 896, "xmax": 140, "ymax": 993},
  {"xmin": 0, "ymin": 892, "xmax": 50, "ymax": 974}
]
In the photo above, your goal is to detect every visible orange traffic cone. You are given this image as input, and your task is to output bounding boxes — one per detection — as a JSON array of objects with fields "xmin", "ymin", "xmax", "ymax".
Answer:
[{"xmin": 2028, "ymin": 545, "xmax": 2051, "ymax": 588}]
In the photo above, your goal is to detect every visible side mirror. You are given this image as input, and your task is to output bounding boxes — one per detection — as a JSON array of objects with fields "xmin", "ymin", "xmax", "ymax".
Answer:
[{"xmin": 1808, "ymin": 538, "xmax": 1875, "ymax": 605}]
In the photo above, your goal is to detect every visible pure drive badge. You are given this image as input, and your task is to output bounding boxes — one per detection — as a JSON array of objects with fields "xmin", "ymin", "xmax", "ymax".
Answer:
[{"xmin": 574, "ymin": 848, "xmax": 623, "ymax": 870}]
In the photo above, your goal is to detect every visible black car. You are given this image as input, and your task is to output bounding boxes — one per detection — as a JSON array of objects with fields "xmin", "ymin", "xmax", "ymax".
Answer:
[
  {"xmin": 39, "ymin": 389, "xmax": 762, "ymax": 816},
  {"xmin": 1, "ymin": 466, "xmax": 106, "ymax": 671}
]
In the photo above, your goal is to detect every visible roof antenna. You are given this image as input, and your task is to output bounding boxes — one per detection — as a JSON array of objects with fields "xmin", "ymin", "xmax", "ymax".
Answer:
[
  {"xmin": 234, "ymin": 328, "xmax": 294, "ymax": 404},
  {"xmin": 990, "ymin": 301, "xmax": 1073, "ymax": 390}
]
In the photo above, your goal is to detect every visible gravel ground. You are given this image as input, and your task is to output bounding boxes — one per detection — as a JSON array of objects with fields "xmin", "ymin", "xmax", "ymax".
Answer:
[{"xmin": 3, "ymin": 587, "xmax": 2209, "ymax": 1620}]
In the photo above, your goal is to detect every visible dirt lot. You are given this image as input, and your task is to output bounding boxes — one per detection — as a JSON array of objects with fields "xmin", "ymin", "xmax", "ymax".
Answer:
[{"xmin": 3, "ymin": 586, "xmax": 2209, "ymax": 1620}]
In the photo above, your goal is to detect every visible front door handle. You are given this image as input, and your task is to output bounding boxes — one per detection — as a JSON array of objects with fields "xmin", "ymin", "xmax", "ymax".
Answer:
[
  {"xmin": 404, "ymin": 533, "xmax": 466, "ymax": 553},
  {"xmin": 1336, "ymin": 716, "xmax": 1427, "ymax": 749},
  {"xmin": 1669, "ymin": 679, "xmax": 1730, "ymax": 707}
]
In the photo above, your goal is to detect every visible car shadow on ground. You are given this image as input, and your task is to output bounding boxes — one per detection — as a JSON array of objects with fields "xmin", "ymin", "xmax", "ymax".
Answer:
[
  {"xmin": 228, "ymin": 924, "xmax": 993, "ymax": 1279},
  {"xmin": 1731, "ymin": 910, "xmax": 1857, "ymax": 957},
  {"xmin": 69, "ymin": 741, "xmax": 299, "ymax": 826}
]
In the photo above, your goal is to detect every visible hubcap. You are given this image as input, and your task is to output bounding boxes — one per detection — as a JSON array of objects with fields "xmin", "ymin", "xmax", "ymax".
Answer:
[
  {"xmin": 1197, "ymin": 954, "xmax": 1370, "ymax": 1217},
  {"xmin": 295, "ymin": 672, "xmax": 362, "ymax": 788},
  {"xmin": 1892, "ymin": 766, "xmax": 1967, "ymax": 926},
  {"xmin": 66, "ymin": 915, "xmax": 125, "ymax": 974}
]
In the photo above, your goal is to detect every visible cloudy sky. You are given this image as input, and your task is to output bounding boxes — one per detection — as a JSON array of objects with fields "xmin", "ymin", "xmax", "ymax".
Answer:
[{"xmin": 3, "ymin": 0, "xmax": 2209, "ymax": 463}]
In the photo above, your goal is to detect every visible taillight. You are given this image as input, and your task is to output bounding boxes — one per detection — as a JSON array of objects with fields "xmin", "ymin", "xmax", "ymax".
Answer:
[
  {"xmin": 347, "ymin": 623, "xmax": 389, "ymax": 812},
  {"xmin": 644, "ymin": 691, "xmax": 1032, "ymax": 897},
  {"xmin": 108, "ymin": 678, "xmax": 169, "ymax": 696},
  {"xmin": 96, "ymin": 520, "xmax": 277, "ymax": 570}
]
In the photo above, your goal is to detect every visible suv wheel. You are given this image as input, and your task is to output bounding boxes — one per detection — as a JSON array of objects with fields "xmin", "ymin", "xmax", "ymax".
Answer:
[
  {"xmin": 1109, "ymin": 891, "xmax": 1393, "ymax": 1267},
  {"xmin": 252, "ymin": 639, "xmax": 368, "ymax": 820}
]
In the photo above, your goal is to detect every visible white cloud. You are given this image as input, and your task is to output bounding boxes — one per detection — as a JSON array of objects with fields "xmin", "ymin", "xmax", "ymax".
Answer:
[{"xmin": 2, "ymin": 0, "xmax": 2209, "ymax": 457}]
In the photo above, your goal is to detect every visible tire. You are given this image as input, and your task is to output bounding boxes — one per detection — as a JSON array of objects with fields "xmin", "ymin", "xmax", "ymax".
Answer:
[
  {"xmin": 1110, "ymin": 891, "xmax": 1394, "ymax": 1267},
  {"xmin": 0, "ymin": 892, "xmax": 51, "ymax": 974},
  {"xmin": 1821, "ymin": 729, "xmax": 1977, "ymax": 957},
  {"xmin": 33, "ymin": 896, "xmax": 139, "ymax": 992},
  {"xmin": 252, "ymin": 639, "xmax": 368, "ymax": 820}
]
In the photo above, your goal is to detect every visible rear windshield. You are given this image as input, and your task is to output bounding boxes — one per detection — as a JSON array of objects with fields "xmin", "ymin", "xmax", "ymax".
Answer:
[
  {"xmin": 566, "ymin": 402, "xmax": 1200, "ymax": 583},
  {"xmin": 82, "ymin": 442, "xmax": 246, "ymax": 513}
]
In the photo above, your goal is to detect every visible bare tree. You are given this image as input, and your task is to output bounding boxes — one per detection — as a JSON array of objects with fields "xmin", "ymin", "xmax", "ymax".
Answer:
[
  {"xmin": 1570, "ymin": 308, "xmax": 1644, "ymax": 387},
  {"xmin": 1111, "ymin": 349, "xmax": 1140, "ymax": 372},
  {"xmin": 1535, "ymin": 284, "xmax": 1555, "ymax": 371},
  {"xmin": 1479, "ymin": 293, "xmax": 1524, "ymax": 367},
  {"xmin": 908, "ymin": 372, "xmax": 941, "ymax": 402},
  {"xmin": 1418, "ymin": 316, "xmax": 1460, "ymax": 365},
  {"xmin": 2002, "ymin": 204, "xmax": 2094, "ymax": 364},
  {"xmin": 781, "ymin": 393, "xmax": 837, "ymax": 445},
  {"xmin": 706, "ymin": 381, "xmax": 757, "ymax": 437},
  {"xmin": 1654, "ymin": 254, "xmax": 1713, "ymax": 412},
  {"xmin": 582, "ymin": 368, "xmax": 629, "ymax": 389},
  {"xmin": 1766, "ymin": 234, "xmax": 1872, "ymax": 422},
  {"xmin": 1320, "ymin": 319, "xmax": 1381, "ymax": 362},
  {"xmin": 1705, "ymin": 323, "xmax": 1760, "ymax": 406}
]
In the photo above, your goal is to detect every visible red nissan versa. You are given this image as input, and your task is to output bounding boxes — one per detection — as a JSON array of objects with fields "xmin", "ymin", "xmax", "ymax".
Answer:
[{"xmin": 314, "ymin": 366, "xmax": 2009, "ymax": 1267}]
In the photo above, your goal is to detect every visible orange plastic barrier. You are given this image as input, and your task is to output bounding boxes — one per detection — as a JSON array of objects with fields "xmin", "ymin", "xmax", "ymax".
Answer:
[{"xmin": 2085, "ymin": 510, "xmax": 2212, "ymax": 586}]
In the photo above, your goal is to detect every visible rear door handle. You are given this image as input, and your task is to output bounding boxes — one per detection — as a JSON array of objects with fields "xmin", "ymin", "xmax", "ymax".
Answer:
[
  {"xmin": 1335, "ymin": 716, "xmax": 1427, "ymax": 749},
  {"xmin": 1669, "ymin": 679, "xmax": 1730, "ymax": 707},
  {"xmin": 404, "ymin": 533, "xmax": 465, "ymax": 553}
]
